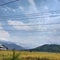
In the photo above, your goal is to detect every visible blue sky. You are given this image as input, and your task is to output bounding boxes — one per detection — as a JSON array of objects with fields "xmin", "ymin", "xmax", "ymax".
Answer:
[{"xmin": 0, "ymin": 0, "xmax": 60, "ymax": 48}]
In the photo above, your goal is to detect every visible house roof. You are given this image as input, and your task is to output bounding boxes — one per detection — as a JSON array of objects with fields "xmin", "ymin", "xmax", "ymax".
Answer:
[{"xmin": 0, "ymin": 44, "xmax": 8, "ymax": 49}]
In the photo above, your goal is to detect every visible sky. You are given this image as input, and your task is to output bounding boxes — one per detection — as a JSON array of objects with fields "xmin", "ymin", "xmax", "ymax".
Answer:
[{"xmin": 0, "ymin": 0, "xmax": 60, "ymax": 48}]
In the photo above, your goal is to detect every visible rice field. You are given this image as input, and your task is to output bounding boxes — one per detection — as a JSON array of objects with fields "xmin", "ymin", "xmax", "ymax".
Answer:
[{"xmin": 0, "ymin": 50, "xmax": 60, "ymax": 60}]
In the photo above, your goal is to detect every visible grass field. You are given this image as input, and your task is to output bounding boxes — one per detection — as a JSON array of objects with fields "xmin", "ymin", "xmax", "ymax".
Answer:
[{"xmin": 0, "ymin": 50, "xmax": 60, "ymax": 60}]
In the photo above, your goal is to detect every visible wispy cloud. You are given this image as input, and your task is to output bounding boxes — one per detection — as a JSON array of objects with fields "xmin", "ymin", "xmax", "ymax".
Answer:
[
  {"xmin": 8, "ymin": 20, "xmax": 32, "ymax": 31},
  {"xmin": 0, "ymin": 23, "xmax": 10, "ymax": 40},
  {"xmin": 0, "ymin": 30, "xmax": 10, "ymax": 40},
  {"xmin": 24, "ymin": 0, "xmax": 38, "ymax": 14},
  {"xmin": 19, "ymin": 6, "xmax": 24, "ymax": 11}
]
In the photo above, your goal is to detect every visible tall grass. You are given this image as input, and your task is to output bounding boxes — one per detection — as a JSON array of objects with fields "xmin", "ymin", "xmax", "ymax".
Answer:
[
  {"xmin": 8, "ymin": 49, "xmax": 22, "ymax": 60},
  {"xmin": 0, "ymin": 50, "xmax": 60, "ymax": 60},
  {"xmin": 1, "ymin": 49, "xmax": 21, "ymax": 60}
]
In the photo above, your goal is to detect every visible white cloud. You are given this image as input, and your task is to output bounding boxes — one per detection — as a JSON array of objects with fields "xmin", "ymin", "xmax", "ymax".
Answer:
[
  {"xmin": 9, "ymin": 34, "xmax": 60, "ymax": 48},
  {"xmin": 19, "ymin": 6, "xmax": 24, "ymax": 11},
  {"xmin": 0, "ymin": 23, "xmax": 3, "ymax": 29},
  {"xmin": 24, "ymin": 0, "xmax": 38, "ymax": 14},
  {"xmin": 8, "ymin": 35, "xmax": 48, "ymax": 48},
  {"xmin": 0, "ymin": 30, "xmax": 10, "ymax": 40},
  {"xmin": 8, "ymin": 20, "xmax": 32, "ymax": 31},
  {"xmin": 0, "ymin": 23, "xmax": 10, "ymax": 40},
  {"xmin": 2, "ymin": 6, "xmax": 16, "ymax": 13},
  {"xmin": 7, "ymin": 15, "xmax": 60, "ymax": 48},
  {"xmin": 7, "ymin": 12, "xmax": 60, "ymax": 32},
  {"xmin": 29, "ymin": 0, "xmax": 35, "ymax": 6},
  {"xmin": 3, "ymin": 7, "xmax": 11, "ymax": 11}
]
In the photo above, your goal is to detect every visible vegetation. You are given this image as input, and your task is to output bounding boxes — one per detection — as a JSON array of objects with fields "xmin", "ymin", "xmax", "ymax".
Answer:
[
  {"xmin": 0, "ymin": 50, "xmax": 60, "ymax": 60},
  {"xmin": 29, "ymin": 44, "xmax": 60, "ymax": 52}
]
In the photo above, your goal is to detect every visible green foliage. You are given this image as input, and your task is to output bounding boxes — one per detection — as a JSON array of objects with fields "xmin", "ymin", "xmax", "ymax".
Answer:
[{"xmin": 30, "ymin": 44, "xmax": 60, "ymax": 52}]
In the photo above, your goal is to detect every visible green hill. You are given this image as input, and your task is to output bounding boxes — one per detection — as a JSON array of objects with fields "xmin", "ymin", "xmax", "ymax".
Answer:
[{"xmin": 29, "ymin": 44, "xmax": 60, "ymax": 52}]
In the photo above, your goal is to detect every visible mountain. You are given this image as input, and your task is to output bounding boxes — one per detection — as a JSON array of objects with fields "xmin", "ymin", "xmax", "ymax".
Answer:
[
  {"xmin": 29, "ymin": 44, "xmax": 60, "ymax": 52},
  {"xmin": 0, "ymin": 40, "xmax": 24, "ymax": 50}
]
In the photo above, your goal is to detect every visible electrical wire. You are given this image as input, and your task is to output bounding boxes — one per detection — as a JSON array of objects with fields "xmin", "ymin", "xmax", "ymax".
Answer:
[
  {"xmin": 0, "ymin": 29, "xmax": 59, "ymax": 32},
  {"xmin": 0, "ymin": 23, "xmax": 60, "ymax": 26},
  {"xmin": 0, "ymin": 12, "xmax": 60, "ymax": 17},
  {"xmin": 0, "ymin": 14, "xmax": 60, "ymax": 22},
  {"xmin": 0, "ymin": 0, "xmax": 19, "ymax": 6}
]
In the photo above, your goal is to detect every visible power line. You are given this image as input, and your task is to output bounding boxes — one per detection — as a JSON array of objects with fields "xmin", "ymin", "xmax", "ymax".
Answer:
[
  {"xmin": 0, "ymin": 14, "xmax": 60, "ymax": 21},
  {"xmin": 25, "ymin": 10, "xmax": 60, "ymax": 15},
  {"xmin": 0, "ymin": 0, "xmax": 19, "ymax": 6},
  {"xmin": 0, "ymin": 12, "xmax": 60, "ymax": 17},
  {"xmin": 0, "ymin": 16, "xmax": 46, "ymax": 19},
  {"xmin": 0, "ymin": 13, "xmax": 60, "ymax": 21},
  {"xmin": 0, "ymin": 29, "xmax": 60, "ymax": 32},
  {"xmin": 1, "ymin": 23, "xmax": 60, "ymax": 26},
  {"xmin": 0, "ymin": 16, "xmax": 49, "ymax": 21}
]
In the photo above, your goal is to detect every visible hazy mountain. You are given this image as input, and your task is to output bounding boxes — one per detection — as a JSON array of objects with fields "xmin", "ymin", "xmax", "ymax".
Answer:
[
  {"xmin": 0, "ymin": 40, "xmax": 24, "ymax": 50},
  {"xmin": 29, "ymin": 44, "xmax": 60, "ymax": 52}
]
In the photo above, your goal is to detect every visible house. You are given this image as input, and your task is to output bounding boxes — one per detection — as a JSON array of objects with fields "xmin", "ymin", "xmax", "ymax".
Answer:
[{"xmin": 0, "ymin": 44, "xmax": 8, "ymax": 50}]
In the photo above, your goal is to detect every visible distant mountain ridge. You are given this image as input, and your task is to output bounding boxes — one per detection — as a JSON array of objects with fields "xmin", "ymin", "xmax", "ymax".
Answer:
[
  {"xmin": 0, "ymin": 40, "xmax": 24, "ymax": 50},
  {"xmin": 29, "ymin": 44, "xmax": 60, "ymax": 52}
]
